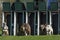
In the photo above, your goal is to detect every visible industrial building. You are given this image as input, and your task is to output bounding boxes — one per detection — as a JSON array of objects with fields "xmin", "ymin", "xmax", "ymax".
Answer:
[{"xmin": 0, "ymin": 0, "xmax": 60, "ymax": 36}]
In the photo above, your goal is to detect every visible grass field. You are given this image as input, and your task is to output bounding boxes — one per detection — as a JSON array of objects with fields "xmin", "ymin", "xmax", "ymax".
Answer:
[{"xmin": 0, "ymin": 35, "xmax": 60, "ymax": 40}]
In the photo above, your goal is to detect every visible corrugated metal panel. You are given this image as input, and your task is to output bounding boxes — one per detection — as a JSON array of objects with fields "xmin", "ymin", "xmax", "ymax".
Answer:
[
  {"xmin": 47, "ymin": 0, "xmax": 57, "ymax": 9},
  {"xmin": 50, "ymin": 2, "xmax": 58, "ymax": 11},
  {"xmin": 3, "ymin": 2, "xmax": 11, "ymax": 11},
  {"xmin": 20, "ymin": 0, "xmax": 34, "ymax": 3},
  {"xmin": 26, "ymin": 2, "xmax": 34, "ymax": 11},
  {"xmin": 14, "ymin": 2, "xmax": 24, "ymax": 11},
  {"xmin": 38, "ymin": 2, "xmax": 46, "ymax": 11}
]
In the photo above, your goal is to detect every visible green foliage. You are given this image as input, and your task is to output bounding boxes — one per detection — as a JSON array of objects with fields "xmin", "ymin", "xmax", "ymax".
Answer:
[
  {"xmin": 0, "ymin": 27, "xmax": 2, "ymax": 35},
  {"xmin": 0, "ymin": 27, "xmax": 2, "ymax": 31}
]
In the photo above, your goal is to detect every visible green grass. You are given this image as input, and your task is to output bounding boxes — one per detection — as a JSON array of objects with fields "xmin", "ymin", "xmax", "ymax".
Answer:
[{"xmin": 0, "ymin": 35, "xmax": 60, "ymax": 40}]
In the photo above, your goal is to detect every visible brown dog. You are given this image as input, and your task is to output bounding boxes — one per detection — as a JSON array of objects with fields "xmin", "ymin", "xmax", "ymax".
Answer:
[{"xmin": 20, "ymin": 23, "xmax": 31, "ymax": 36}]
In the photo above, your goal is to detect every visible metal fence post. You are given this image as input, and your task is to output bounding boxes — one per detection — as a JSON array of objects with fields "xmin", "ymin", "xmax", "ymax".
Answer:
[
  {"xmin": 37, "ymin": 11, "xmax": 40, "ymax": 36},
  {"xmin": 26, "ymin": 11, "xmax": 28, "ymax": 23},
  {"xmin": 14, "ymin": 12, "xmax": 16, "ymax": 36}
]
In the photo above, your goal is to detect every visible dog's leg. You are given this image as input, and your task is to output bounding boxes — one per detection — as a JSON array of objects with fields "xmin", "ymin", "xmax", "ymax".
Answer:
[
  {"xmin": 7, "ymin": 30, "xmax": 9, "ymax": 35},
  {"xmin": 25, "ymin": 31, "xmax": 27, "ymax": 36},
  {"xmin": 49, "ymin": 31, "xmax": 51, "ymax": 35},
  {"xmin": 51, "ymin": 30, "xmax": 53, "ymax": 35},
  {"xmin": 47, "ymin": 31, "xmax": 49, "ymax": 35}
]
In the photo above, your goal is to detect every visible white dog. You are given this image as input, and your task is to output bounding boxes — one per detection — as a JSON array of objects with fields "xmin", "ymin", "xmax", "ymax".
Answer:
[
  {"xmin": 40, "ymin": 24, "xmax": 53, "ymax": 35},
  {"xmin": 45, "ymin": 25, "xmax": 53, "ymax": 35},
  {"xmin": 3, "ymin": 22, "xmax": 9, "ymax": 35}
]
